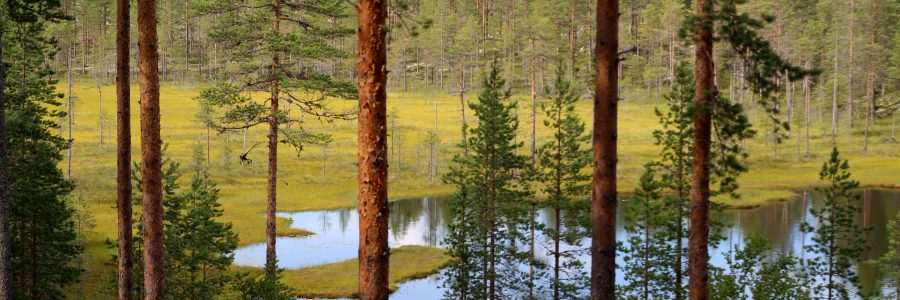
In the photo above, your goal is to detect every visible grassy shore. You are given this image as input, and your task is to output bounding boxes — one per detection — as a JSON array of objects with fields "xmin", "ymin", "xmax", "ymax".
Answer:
[{"xmin": 60, "ymin": 80, "xmax": 899, "ymax": 297}]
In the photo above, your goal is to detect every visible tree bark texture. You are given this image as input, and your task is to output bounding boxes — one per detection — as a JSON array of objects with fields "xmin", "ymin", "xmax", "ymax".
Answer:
[
  {"xmin": 357, "ymin": 0, "xmax": 390, "ymax": 299},
  {"xmin": 116, "ymin": 0, "xmax": 133, "ymax": 298},
  {"xmin": 0, "ymin": 4, "xmax": 10, "ymax": 299},
  {"xmin": 689, "ymin": 0, "xmax": 714, "ymax": 299},
  {"xmin": 138, "ymin": 0, "xmax": 164, "ymax": 298},
  {"xmin": 265, "ymin": 0, "xmax": 281, "ymax": 278},
  {"xmin": 591, "ymin": 0, "xmax": 618, "ymax": 299}
]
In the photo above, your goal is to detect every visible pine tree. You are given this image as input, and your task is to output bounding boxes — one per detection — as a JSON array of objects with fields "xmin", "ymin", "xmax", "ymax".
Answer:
[
  {"xmin": 802, "ymin": 148, "xmax": 870, "ymax": 300},
  {"xmin": 869, "ymin": 210, "xmax": 900, "ymax": 299},
  {"xmin": 709, "ymin": 236, "xmax": 809, "ymax": 300},
  {"xmin": 2, "ymin": 1, "xmax": 81, "ymax": 298},
  {"xmin": 682, "ymin": 1, "xmax": 816, "ymax": 296},
  {"xmin": 620, "ymin": 167, "xmax": 679, "ymax": 299},
  {"xmin": 128, "ymin": 148, "xmax": 239, "ymax": 300},
  {"xmin": 442, "ymin": 63, "xmax": 532, "ymax": 300},
  {"xmin": 535, "ymin": 63, "xmax": 590, "ymax": 300},
  {"xmin": 592, "ymin": 1, "xmax": 620, "ymax": 298},
  {"xmin": 194, "ymin": 0, "xmax": 356, "ymax": 276}
]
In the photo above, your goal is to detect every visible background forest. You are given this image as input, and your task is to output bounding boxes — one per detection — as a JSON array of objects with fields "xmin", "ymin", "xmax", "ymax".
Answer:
[{"xmin": 1, "ymin": 0, "xmax": 899, "ymax": 299}]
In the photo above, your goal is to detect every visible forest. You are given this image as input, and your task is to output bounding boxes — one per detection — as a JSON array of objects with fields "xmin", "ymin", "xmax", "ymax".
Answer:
[{"xmin": 1, "ymin": 0, "xmax": 899, "ymax": 299}]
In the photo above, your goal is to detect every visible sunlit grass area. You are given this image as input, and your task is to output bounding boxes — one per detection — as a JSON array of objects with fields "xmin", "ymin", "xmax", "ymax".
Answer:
[{"xmin": 60, "ymin": 80, "xmax": 899, "ymax": 297}]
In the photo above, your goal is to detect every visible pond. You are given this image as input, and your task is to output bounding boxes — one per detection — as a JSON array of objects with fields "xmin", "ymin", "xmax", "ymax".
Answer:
[{"xmin": 232, "ymin": 189, "xmax": 900, "ymax": 299}]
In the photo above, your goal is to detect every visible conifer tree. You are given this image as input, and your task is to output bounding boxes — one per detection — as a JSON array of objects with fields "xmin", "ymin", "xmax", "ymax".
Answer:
[
  {"xmin": 681, "ymin": 1, "xmax": 816, "ymax": 296},
  {"xmin": 869, "ymin": 210, "xmax": 900, "ymax": 299},
  {"xmin": 709, "ymin": 236, "xmax": 809, "ymax": 300},
  {"xmin": 535, "ymin": 63, "xmax": 590, "ymax": 300},
  {"xmin": 128, "ymin": 149, "xmax": 239, "ymax": 300},
  {"xmin": 2, "ymin": 1, "xmax": 81, "ymax": 298},
  {"xmin": 443, "ymin": 63, "xmax": 532, "ymax": 300},
  {"xmin": 194, "ymin": 0, "xmax": 356, "ymax": 277},
  {"xmin": 802, "ymin": 148, "xmax": 870, "ymax": 300}
]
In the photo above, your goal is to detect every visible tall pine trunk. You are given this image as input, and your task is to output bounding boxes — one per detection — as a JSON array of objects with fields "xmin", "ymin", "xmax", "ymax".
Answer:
[
  {"xmin": 265, "ymin": 0, "xmax": 280, "ymax": 278},
  {"xmin": 591, "ymin": 0, "xmax": 618, "ymax": 299},
  {"xmin": 357, "ymin": 0, "xmax": 390, "ymax": 298},
  {"xmin": 137, "ymin": 0, "xmax": 164, "ymax": 297},
  {"xmin": 115, "ymin": 0, "xmax": 134, "ymax": 298},
  {"xmin": 0, "ymin": 3, "xmax": 10, "ymax": 298},
  {"xmin": 689, "ymin": 1, "xmax": 714, "ymax": 299}
]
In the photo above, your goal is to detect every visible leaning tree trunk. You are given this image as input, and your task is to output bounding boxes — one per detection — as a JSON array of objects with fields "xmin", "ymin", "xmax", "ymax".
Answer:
[
  {"xmin": 0, "ymin": 4, "xmax": 10, "ymax": 299},
  {"xmin": 689, "ymin": 0, "xmax": 714, "ymax": 299},
  {"xmin": 357, "ymin": 0, "xmax": 390, "ymax": 299},
  {"xmin": 265, "ymin": 0, "xmax": 281, "ymax": 278},
  {"xmin": 137, "ymin": 0, "xmax": 164, "ymax": 298},
  {"xmin": 591, "ymin": 0, "xmax": 618, "ymax": 299},
  {"xmin": 116, "ymin": 0, "xmax": 134, "ymax": 298}
]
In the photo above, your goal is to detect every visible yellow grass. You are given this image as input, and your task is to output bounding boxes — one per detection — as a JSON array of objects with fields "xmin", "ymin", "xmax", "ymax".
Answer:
[{"xmin": 59, "ymin": 80, "xmax": 900, "ymax": 297}]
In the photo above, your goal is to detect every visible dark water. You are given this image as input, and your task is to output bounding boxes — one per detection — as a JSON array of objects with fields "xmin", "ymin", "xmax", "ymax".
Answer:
[{"xmin": 232, "ymin": 189, "xmax": 900, "ymax": 299}]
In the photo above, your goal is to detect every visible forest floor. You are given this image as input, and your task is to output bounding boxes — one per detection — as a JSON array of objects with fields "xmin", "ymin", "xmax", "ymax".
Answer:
[{"xmin": 60, "ymin": 80, "xmax": 900, "ymax": 297}]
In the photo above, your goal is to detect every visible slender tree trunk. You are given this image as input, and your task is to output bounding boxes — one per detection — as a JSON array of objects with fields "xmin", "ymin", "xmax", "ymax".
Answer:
[
  {"xmin": 265, "ymin": 0, "xmax": 281, "ymax": 278},
  {"xmin": 863, "ymin": 1, "xmax": 877, "ymax": 152},
  {"xmin": 67, "ymin": 45, "xmax": 74, "ymax": 181},
  {"xmin": 357, "ymin": 0, "xmax": 390, "ymax": 298},
  {"xmin": 137, "ymin": 0, "xmax": 164, "ymax": 297},
  {"xmin": 570, "ymin": 0, "xmax": 577, "ymax": 80},
  {"xmin": 458, "ymin": 55, "xmax": 468, "ymax": 156},
  {"xmin": 689, "ymin": 1, "xmax": 714, "ymax": 299},
  {"xmin": 115, "ymin": 0, "xmax": 134, "ymax": 298},
  {"xmin": 98, "ymin": 83, "xmax": 104, "ymax": 145},
  {"xmin": 847, "ymin": 0, "xmax": 855, "ymax": 134},
  {"xmin": 591, "ymin": 1, "xmax": 618, "ymax": 299},
  {"xmin": 831, "ymin": 29, "xmax": 838, "ymax": 144},
  {"xmin": 531, "ymin": 36, "xmax": 537, "ymax": 168},
  {"xmin": 804, "ymin": 59, "xmax": 811, "ymax": 156},
  {"xmin": 0, "ymin": 3, "xmax": 11, "ymax": 297}
]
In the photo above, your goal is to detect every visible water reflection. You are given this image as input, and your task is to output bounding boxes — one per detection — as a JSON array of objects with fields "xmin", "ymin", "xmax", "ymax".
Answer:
[
  {"xmin": 233, "ymin": 196, "xmax": 450, "ymax": 269},
  {"xmin": 232, "ymin": 189, "xmax": 900, "ymax": 298}
]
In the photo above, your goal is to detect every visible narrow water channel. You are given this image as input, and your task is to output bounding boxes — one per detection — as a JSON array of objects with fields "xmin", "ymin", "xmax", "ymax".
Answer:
[{"xmin": 232, "ymin": 189, "xmax": 900, "ymax": 298}]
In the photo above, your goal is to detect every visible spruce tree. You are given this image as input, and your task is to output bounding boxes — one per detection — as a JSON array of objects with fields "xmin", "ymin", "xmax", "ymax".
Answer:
[
  {"xmin": 2, "ymin": 1, "xmax": 81, "ymax": 298},
  {"xmin": 802, "ymin": 148, "xmax": 870, "ymax": 300},
  {"xmin": 442, "ymin": 63, "xmax": 532, "ymax": 300},
  {"xmin": 128, "ymin": 149, "xmax": 240, "ymax": 299},
  {"xmin": 535, "ymin": 63, "xmax": 590, "ymax": 300}
]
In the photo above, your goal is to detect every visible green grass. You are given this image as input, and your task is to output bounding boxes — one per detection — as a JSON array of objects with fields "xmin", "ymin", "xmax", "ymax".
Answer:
[
  {"xmin": 59, "ymin": 80, "xmax": 900, "ymax": 297},
  {"xmin": 235, "ymin": 245, "xmax": 451, "ymax": 298}
]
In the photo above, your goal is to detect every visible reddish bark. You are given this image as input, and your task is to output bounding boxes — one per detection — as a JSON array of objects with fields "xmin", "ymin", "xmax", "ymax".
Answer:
[
  {"xmin": 115, "ymin": 0, "xmax": 133, "ymax": 298},
  {"xmin": 356, "ymin": 0, "xmax": 390, "ymax": 299},
  {"xmin": 265, "ymin": 0, "xmax": 280, "ymax": 278},
  {"xmin": 137, "ymin": 0, "xmax": 164, "ymax": 298},
  {"xmin": 591, "ymin": 0, "xmax": 618, "ymax": 299},
  {"xmin": 689, "ymin": 0, "xmax": 714, "ymax": 299}
]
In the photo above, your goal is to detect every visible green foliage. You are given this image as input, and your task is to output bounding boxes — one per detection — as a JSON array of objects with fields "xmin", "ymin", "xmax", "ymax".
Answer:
[
  {"xmin": 869, "ymin": 210, "xmax": 900, "ymax": 299},
  {"xmin": 534, "ymin": 62, "xmax": 590, "ymax": 298},
  {"xmin": 231, "ymin": 269, "xmax": 295, "ymax": 300},
  {"xmin": 3, "ymin": 1, "xmax": 82, "ymax": 298},
  {"xmin": 442, "ymin": 63, "xmax": 533, "ymax": 299},
  {"xmin": 710, "ymin": 236, "xmax": 809, "ymax": 300},
  {"xmin": 620, "ymin": 167, "xmax": 683, "ymax": 299},
  {"xmin": 681, "ymin": 0, "xmax": 816, "ymax": 141},
  {"xmin": 801, "ymin": 148, "xmax": 870, "ymax": 300},
  {"xmin": 194, "ymin": 0, "xmax": 356, "ymax": 158},
  {"xmin": 127, "ymin": 149, "xmax": 240, "ymax": 300}
]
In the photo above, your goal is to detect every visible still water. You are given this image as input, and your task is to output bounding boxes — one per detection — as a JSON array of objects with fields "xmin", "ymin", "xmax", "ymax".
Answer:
[{"xmin": 232, "ymin": 189, "xmax": 900, "ymax": 299}]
